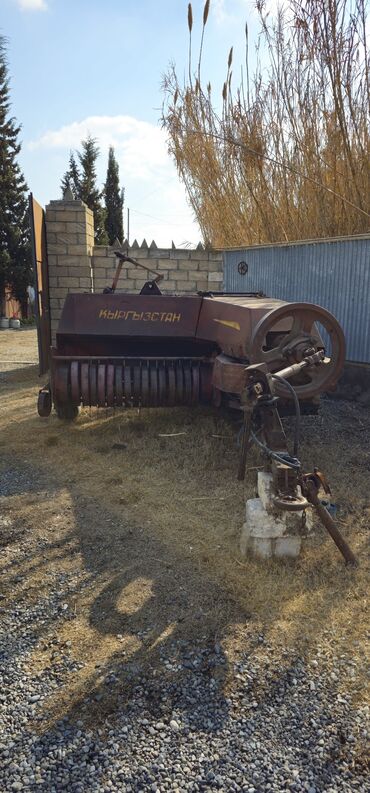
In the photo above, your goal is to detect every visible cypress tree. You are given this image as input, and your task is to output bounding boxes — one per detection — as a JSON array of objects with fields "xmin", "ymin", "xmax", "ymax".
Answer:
[
  {"xmin": 104, "ymin": 146, "xmax": 124, "ymax": 245},
  {"xmin": 77, "ymin": 135, "xmax": 107, "ymax": 244},
  {"xmin": 60, "ymin": 151, "xmax": 80, "ymax": 198},
  {"xmin": 0, "ymin": 36, "xmax": 31, "ymax": 312}
]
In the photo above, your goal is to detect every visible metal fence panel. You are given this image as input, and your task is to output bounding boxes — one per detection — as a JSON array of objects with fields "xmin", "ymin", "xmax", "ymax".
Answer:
[{"xmin": 223, "ymin": 237, "xmax": 370, "ymax": 364}]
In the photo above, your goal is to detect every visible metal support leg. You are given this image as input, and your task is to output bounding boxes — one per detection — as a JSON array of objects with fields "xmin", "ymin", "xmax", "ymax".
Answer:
[{"xmin": 237, "ymin": 409, "xmax": 253, "ymax": 481}]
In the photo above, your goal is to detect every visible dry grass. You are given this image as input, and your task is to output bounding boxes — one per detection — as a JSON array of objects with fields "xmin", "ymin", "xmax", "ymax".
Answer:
[
  {"xmin": 162, "ymin": 0, "xmax": 369, "ymax": 246},
  {"xmin": 0, "ymin": 329, "xmax": 369, "ymax": 729}
]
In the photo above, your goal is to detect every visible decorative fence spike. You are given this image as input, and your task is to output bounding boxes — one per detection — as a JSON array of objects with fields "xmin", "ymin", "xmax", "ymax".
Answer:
[
  {"xmin": 141, "ymin": 238, "xmax": 148, "ymax": 249},
  {"xmin": 172, "ymin": 240, "xmax": 176, "ymax": 250},
  {"xmin": 196, "ymin": 242, "xmax": 204, "ymax": 251},
  {"xmin": 63, "ymin": 186, "xmax": 74, "ymax": 201},
  {"xmin": 149, "ymin": 240, "xmax": 158, "ymax": 250},
  {"xmin": 131, "ymin": 239, "xmax": 139, "ymax": 248}
]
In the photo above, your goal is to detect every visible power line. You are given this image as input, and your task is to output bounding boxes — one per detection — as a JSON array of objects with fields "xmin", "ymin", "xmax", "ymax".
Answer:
[{"xmin": 133, "ymin": 175, "xmax": 178, "ymax": 204}]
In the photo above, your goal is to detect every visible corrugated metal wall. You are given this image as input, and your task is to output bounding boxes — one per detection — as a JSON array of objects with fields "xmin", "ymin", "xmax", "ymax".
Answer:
[{"xmin": 223, "ymin": 236, "xmax": 370, "ymax": 364}]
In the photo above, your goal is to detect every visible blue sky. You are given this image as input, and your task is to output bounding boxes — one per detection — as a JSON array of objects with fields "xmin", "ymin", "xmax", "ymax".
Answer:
[{"xmin": 2, "ymin": 0, "xmax": 268, "ymax": 246}]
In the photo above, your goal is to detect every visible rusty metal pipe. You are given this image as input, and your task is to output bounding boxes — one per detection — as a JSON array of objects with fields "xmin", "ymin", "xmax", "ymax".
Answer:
[
  {"xmin": 113, "ymin": 252, "xmax": 164, "ymax": 284},
  {"xmin": 306, "ymin": 483, "xmax": 358, "ymax": 566}
]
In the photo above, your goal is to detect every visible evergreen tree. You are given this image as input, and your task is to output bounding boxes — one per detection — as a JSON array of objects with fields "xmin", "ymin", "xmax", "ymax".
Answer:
[
  {"xmin": 0, "ymin": 36, "xmax": 31, "ymax": 311},
  {"xmin": 104, "ymin": 146, "xmax": 124, "ymax": 245},
  {"xmin": 60, "ymin": 152, "xmax": 80, "ymax": 198},
  {"xmin": 77, "ymin": 135, "xmax": 107, "ymax": 244}
]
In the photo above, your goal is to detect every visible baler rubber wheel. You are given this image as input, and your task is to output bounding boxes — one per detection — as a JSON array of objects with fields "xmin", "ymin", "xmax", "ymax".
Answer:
[
  {"xmin": 55, "ymin": 401, "xmax": 79, "ymax": 421},
  {"xmin": 37, "ymin": 389, "xmax": 52, "ymax": 417}
]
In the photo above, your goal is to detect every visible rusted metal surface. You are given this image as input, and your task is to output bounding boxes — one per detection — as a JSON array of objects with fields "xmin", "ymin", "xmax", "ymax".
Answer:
[
  {"xmin": 250, "ymin": 303, "xmax": 345, "ymax": 400},
  {"xmin": 108, "ymin": 251, "xmax": 164, "ymax": 294},
  {"xmin": 302, "ymin": 472, "xmax": 358, "ymax": 566},
  {"xmin": 235, "ymin": 361, "xmax": 357, "ymax": 564},
  {"xmin": 197, "ymin": 295, "xmax": 292, "ymax": 359},
  {"xmin": 29, "ymin": 194, "xmax": 51, "ymax": 376},
  {"xmin": 46, "ymin": 289, "xmax": 346, "ymax": 416},
  {"xmin": 273, "ymin": 493, "xmax": 308, "ymax": 511},
  {"xmin": 39, "ymin": 247, "xmax": 345, "ymax": 422},
  {"xmin": 233, "ymin": 361, "xmax": 357, "ymax": 565},
  {"xmin": 213, "ymin": 354, "xmax": 248, "ymax": 394},
  {"xmin": 37, "ymin": 266, "xmax": 358, "ymax": 564},
  {"xmin": 52, "ymin": 358, "xmax": 213, "ymax": 409}
]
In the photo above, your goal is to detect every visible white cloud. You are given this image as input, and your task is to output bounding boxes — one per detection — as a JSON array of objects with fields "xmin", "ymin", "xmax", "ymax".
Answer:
[
  {"xmin": 16, "ymin": 0, "xmax": 47, "ymax": 10},
  {"xmin": 28, "ymin": 115, "xmax": 201, "ymax": 248},
  {"xmin": 212, "ymin": 0, "xmax": 250, "ymax": 26},
  {"xmin": 29, "ymin": 115, "xmax": 169, "ymax": 181},
  {"xmin": 212, "ymin": 0, "xmax": 228, "ymax": 25},
  {"xmin": 212, "ymin": 0, "xmax": 289, "ymax": 25}
]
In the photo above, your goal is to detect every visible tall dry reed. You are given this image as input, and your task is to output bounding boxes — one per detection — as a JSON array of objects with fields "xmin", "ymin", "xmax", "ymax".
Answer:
[{"xmin": 162, "ymin": 0, "xmax": 369, "ymax": 247}]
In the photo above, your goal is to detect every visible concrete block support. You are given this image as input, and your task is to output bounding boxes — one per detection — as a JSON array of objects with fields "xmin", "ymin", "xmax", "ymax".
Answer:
[
  {"xmin": 241, "ymin": 472, "xmax": 313, "ymax": 560},
  {"xmin": 45, "ymin": 196, "xmax": 94, "ymax": 342}
]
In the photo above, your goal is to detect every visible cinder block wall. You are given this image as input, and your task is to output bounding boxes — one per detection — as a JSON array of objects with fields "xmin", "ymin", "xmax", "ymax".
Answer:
[
  {"xmin": 92, "ymin": 242, "xmax": 223, "ymax": 295},
  {"xmin": 45, "ymin": 196, "xmax": 94, "ymax": 341},
  {"xmin": 45, "ymin": 194, "xmax": 223, "ymax": 342}
]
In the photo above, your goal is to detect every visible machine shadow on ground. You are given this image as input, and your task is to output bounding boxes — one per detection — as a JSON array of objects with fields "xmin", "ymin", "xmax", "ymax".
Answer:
[{"xmin": 0, "ymin": 360, "xmax": 369, "ymax": 740}]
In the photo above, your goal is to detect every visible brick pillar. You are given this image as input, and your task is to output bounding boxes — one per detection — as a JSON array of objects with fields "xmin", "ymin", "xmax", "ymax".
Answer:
[{"xmin": 45, "ymin": 192, "xmax": 94, "ymax": 342}]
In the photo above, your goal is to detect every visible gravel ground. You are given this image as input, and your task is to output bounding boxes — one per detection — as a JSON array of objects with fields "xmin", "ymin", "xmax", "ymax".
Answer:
[
  {"xmin": 0, "ymin": 330, "xmax": 369, "ymax": 792},
  {"xmin": 0, "ymin": 464, "xmax": 368, "ymax": 793},
  {"xmin": 0, "ymin": 584, "xmax": 368, "ymax": 793}
]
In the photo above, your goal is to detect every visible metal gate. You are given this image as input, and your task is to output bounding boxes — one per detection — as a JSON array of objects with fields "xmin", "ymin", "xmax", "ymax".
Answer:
[{"xmin": 29, "ymin": 193, "xmax": 50, "ymax": 375}]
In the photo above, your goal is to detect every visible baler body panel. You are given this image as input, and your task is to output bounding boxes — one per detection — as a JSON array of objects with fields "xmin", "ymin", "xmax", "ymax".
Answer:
[
  {"xmin": 57, "ymin": 293, "xmax": 203, "ymax": 339},
  {"xmin": 57, "ymin": 293, "xmax": 293, "ymax": 359},
  {"xmin": 48, "ymin": 289, "xmax": 345, "ymax": 415},
  {"xmin": 198, "ymin": 296, "xmax": 291, "ymax": 358},
  {"xmin": 56, "ymin": 293, "xmax": 214, "ymax": 359}
]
